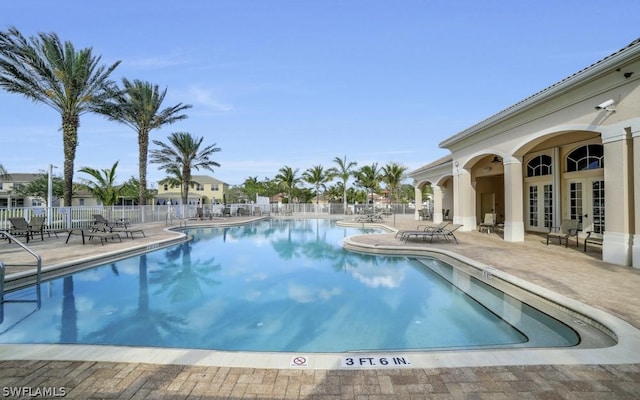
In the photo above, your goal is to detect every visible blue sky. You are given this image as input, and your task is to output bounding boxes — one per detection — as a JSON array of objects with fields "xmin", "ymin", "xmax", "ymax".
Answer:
[{"xmin": 2, "ymin": 1, "xmax": 640, "ymax": 187}]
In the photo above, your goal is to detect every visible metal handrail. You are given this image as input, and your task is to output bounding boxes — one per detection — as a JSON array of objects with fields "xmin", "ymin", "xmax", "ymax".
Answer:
[
  {"xmin": 0, "ymin": 232, "xmax": 43, "ymax": 327},
  {"xmin": 0, "ymin": 230, "xmax": 42, "ymax": 286}
]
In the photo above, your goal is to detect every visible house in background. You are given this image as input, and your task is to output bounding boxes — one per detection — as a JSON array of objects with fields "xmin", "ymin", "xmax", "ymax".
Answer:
[
  {"xmin": 408, "ymin": 37, "xmax": 640, "ymax": 268},
  {"xmin": 0, "ymin": 173, "xmax": 52, "ymax": 208},
  {"xmin": 154, "ymin": 175, "xmax": 229, "ymax": 205}
]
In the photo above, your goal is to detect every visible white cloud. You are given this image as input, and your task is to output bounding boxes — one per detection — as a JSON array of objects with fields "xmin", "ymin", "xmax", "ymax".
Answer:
[{"xmin": 186, "ymin": 85, "xmax": 233, "ymax": 112}]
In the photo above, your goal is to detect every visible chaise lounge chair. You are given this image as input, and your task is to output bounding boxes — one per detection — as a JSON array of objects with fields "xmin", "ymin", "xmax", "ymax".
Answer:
[
  {"xmin": 7, "ymin": 217, "xmax": 33, "ymax": 242},
  {"xmin": 402, "ymin": 223, "xmax": 463, "ymax": 244},
  {"xmin": 546, "ymin": 219, "xmax": 579, "ymax": 247},
  {"xmin": 29, "ymin": 216, "xmax": 61, "ymax": 239},
  {"xmin": 396, "ymin": 222, "xmax": 450, "ymax": 240}
]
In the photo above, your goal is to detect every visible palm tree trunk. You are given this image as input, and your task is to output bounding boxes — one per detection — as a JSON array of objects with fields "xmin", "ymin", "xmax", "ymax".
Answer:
[
  {"xmin": 62, "ymin": 114, "xmax": 79, "ymax": 206},
  {"xmin": 138, "ymin": 131, "xmax": 149, "ymax": 206}
]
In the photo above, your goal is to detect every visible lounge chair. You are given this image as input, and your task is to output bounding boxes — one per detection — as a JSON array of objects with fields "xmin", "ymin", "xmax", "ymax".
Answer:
[
  {"xmin": 111, "ymin": 226, "xmax": 146, "ymax": 239},
  {"xmin": 93, "ymin": 214, "xmax": 111, "ymax": 225},
  {"xmin": 403, "ymin": 223, "xmax": 463, "ymax": 244},
  {"xmin": 29, "ymin": 216, "xmax": 60, "ymax": 239},
  {"xmin": 92, "ymin": 220, "xmax": 145, "ymax": 239},
  {"xmin": 87, "ymin": 231, "xmax": 122, "ymax": 245},
  {"xmin": 396, "ymin": 222, "xmax": 450, "ymax": 240},
  {"xmin": 355, "ymin": 212, "xmax": 384, "ymax": 223},
  {"xmin": 8, "ymin": 217, "xmax": 33, "ymax": 242},
  {"xmin": 478, "ymin": 213, "xmax": 496, "ymax": 233},
  {"xmin": 546, "ymin": 219, "xmax": 579, "ymax": 247}
]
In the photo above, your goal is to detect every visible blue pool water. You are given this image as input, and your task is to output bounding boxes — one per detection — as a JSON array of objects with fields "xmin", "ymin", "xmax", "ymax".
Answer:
[{"xmin": 0, "ymin": 219, "xmax": 578, "ymax": 352}]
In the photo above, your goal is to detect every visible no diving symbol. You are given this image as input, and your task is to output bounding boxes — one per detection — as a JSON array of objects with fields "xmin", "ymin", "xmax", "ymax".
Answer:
[{"xmin": 291, "ymin": 356, "xmax": 308, "ymax": 367}]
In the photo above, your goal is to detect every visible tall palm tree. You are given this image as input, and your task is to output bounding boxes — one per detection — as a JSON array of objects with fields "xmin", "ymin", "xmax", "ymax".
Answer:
[
  {"xmin": 354, "ymin": 163, "xmax": 382, "ymax": 209},
  {"xmin": 94, "ymin": 79, "xmax": 192, "ymax": 206},
  {"xmin": 150, "ymin": 132, "xmax": 221, "ymax": 205},
  {"xmin": 274, "ymin": 166, "xmax": 300, "ymax": 203},
  {"xmin": 381, "ymin": 162, "xmax": 407, "ymax": 204},
  {"xmin": 157, "ymin": 164, "xmax": 198, "ymax": 204},
  {"xmin": 0, "ymin": 27, "xmax": 120, "ymax": 205},
  {"xmin": 302, "ymin": 165, "xmax": 330, "ymax": 206},
  {"xmin": 327, "ymin": 155, "xmax": 357, "ymax": 214},
  {"xmin": 78, "ymin": 161, "xmax": 123, "ymax": 206}
]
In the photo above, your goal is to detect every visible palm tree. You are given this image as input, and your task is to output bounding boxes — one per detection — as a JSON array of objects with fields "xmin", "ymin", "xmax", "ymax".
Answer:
[
  {"xmin": 94, "ymin": 79, "xmax": 192, "ymax": 206},
  {"xmin": 381, "ymin": 162, "xmax": 407, "ymax": 204},
  {"xmin": 157, "ymin": 164, "xmax": 199, "ymax": 204},
  {"xmin": 302, "ymin": 165, "xmax": 330, "ymax": 206},
  {"xmin": 274, "ymin": 166, "xmax": 300, "ymax": 203},
  {"xmin": 150, "ymin": 132, "xmax": 221, "ymax": 205},
  {"xmin": 78, "ymin": 161, "xmax": 123, "ymax": 206},
  {"xmin": 0, "ymin": 27, "xmax": 120, "ymax": 205},
  {"xmin": 354, "ymin": 163, "xmax": 382, "ymax": 210},
  {"xmin": 327, "ymin": 156, "xmax": 357, "ymax": 214}
]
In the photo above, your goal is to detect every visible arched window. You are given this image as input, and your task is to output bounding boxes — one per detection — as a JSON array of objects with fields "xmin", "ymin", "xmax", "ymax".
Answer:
[
  {"xmin": 566, "ymin": 144, "xmax": 604, "ymax": 172},
  {"xmin": 527, "ymin": 155, "xmax": 552, "ymax": 177}
]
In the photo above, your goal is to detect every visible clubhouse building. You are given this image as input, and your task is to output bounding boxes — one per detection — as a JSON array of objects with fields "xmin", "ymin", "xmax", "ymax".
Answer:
[{"xmin": 408, "ymin": 38, "xmax": 640, "ymax": 268}]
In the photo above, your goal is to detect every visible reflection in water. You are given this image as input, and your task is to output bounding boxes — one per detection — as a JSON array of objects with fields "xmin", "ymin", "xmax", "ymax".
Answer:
[
  {"xmin": 86, "ymin": 254, "xmax": 187, "ymax": 346},
  {"xmin": 60, "ymin": 276, "xmax": 77, "ymax": 343},
  {"xmin": 0, "ymin": 219, "xmax": 581, "ymax": 352},
  {"xmin": 149, "ymin": 242, "xmax": 222, "ymax": 303}
]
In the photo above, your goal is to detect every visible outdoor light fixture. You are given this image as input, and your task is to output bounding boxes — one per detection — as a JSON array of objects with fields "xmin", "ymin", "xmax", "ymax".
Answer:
[
  {"xmin": 491, "ymin": 156, "xmax": 502, "ymax": 163},
  {"xmin": 595, "ymin": 99, "xmax": 616, "ymax": 112}
]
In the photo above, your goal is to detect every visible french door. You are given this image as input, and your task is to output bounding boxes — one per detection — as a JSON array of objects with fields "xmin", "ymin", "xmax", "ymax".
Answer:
[
  {"xmin": 567, "ymin": 179, "xmax": 605, "ymax": 234},
  {"xmin": 525, "ymin": 182, "xmax": 553, "ymax": 232}
]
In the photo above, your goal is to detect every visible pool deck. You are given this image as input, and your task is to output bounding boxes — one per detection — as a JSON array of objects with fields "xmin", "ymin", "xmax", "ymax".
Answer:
[{"xmin": 1, "ymin": 214, "xmax": 640, "ymax": 399}]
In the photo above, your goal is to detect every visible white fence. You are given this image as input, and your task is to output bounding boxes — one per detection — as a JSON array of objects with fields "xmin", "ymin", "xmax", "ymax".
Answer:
[{"xmin": 0, "ymin": 203, "xmax": 417, "ymax": 231}]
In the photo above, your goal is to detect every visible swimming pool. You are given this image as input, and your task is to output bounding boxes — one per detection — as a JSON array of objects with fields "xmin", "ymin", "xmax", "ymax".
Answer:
[{"xmin": 0, "ymin": 219, "xmax": 607, "ymax": 352}]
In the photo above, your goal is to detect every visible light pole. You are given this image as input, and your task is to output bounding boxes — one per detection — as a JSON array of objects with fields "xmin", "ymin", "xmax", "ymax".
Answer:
[{"xmin": 47, "ymin": 164, "xmax": 57, "ymax": 222}]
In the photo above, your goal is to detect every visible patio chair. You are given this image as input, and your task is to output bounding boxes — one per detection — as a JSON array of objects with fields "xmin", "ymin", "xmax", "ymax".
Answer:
[
  {"xmin": 443, "ymin": 209, "xmax": 450, "ymax": 220},
  {"xmin": 478, "ymin": 213, "xmax": 496, "ymax": 233},
  {"xmin": 437, "ymin": 223, "xmax": 463, "ymax": 244},
  {"xmin": 546, "ymin": 219, "xmax": 579, "ymax": 247},
  {"xmin": 8, "ymin": 217, "xmax": 32, "ymax": 242},
  {"xmin": 92, "ymin": 214, "xmax": 115, "ymax": 230},
  {"xmin": 403, "ymin": 223, "xmax": 462, "ymax": 244},
  {"xmin": 222, "ymin": 207, "xmax": 232, "ymax": 217},
  {"xmin": 87, "ymin": 231, "xmax": 122, "ymax": 245},
  {"xmin": 418, "ymin": 209, "xmax": 429, "ymax": 220},
  {"xmin": 29, "ymin": 216, "xmax": 60, "ymax": 239},
  {"xmin": 396, "ymin": 222, "xmax": 450, "ymax": 240},
  {"xmin": 111, "ymin": 225, "xmax": 146, "ymax": 239}
]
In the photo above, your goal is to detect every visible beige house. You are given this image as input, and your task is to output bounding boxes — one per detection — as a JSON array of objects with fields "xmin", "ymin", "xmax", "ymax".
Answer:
[
  {"xmin": 155, "ymin": 175, "xmax": 229, "ymax": 205},
  {"xmin": 408, "ymin": 38, "xmax": 640, "ymax": 268},
  {"xmin": 0, "ymin": 173, "xmax": 45, "ymax": 208}
]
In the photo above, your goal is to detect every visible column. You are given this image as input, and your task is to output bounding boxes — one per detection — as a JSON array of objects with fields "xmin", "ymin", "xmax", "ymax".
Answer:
[
  {"xmin": 432, "ymin": 185, "xmax": 444, "ymax": 223},
  {"xmin": 503, "ymin": 158, "xmax": 524, "ymax": 242},
  {"xmin": 414, "ymin": 186, "xmax": 423, "ymax": 220},
  {"xmin": 603, "ymin": 128, "xmax": 633, "ymax": 266},
  {"xmin": 633, "ymin": 126, "xmax": 640, "ymax": 268},
  {"xmin": 453, "ymin": 168, "xmax": 475, "ymax": 231}
]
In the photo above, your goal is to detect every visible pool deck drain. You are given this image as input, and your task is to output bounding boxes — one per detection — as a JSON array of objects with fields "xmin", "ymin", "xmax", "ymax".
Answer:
[{"xmin": 2, "ymin": 214, "xmax": 640, "ymax": 398}]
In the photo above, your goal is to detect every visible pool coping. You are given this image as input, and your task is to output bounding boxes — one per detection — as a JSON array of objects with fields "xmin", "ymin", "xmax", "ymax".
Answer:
[{"xmin": 2, "ymin": 219, "xmax": 640, "ymax": 370}]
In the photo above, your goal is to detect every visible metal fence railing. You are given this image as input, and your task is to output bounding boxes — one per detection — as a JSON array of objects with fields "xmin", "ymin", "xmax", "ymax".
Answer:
[{"xmin": 0, "ymin": 203, "xmax": 417, "ymax": 231}]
